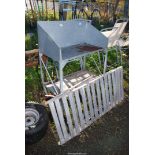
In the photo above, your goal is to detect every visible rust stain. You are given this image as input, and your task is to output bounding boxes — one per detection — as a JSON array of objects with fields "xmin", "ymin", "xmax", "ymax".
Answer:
[{"xmin": 76, "ymin": 44, "xmax": 103, "ymax": 52}]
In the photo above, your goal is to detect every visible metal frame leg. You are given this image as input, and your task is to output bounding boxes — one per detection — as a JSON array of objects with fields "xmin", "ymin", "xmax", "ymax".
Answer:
[
  {"xmin": 98, "ymin": 51, "xmax": 101, "ymax": 65},
  {"xmin": 80, "ymin": 57, "xmax": 85, "ymax": 70},
  {"xmin": 116, "ymin": 46, "xmax": 119, "ymax": 63},
  {"xmin": 39, "ymin": 53, "xmax": 48, "ymax": 94},
  {"xmin": 83, "ymin": 56, "xmax": 86, "ymax": 70},
  {"xmin": 59, "ymin": 63, "xmax": 64, "ymax": 93},
  {"xmin": 119, "ymin": 46, "xmax": 123, "ymax": 65},
  {"xmin": 102, "ymin": 50, "xmax": 105, "ymax": 65},
  {"xmin": 53, "ymin": 61, "xmax": 59, "ymax": 80},
  {"xmin": 80, "ymin": 57, "xmax": 83, "ymax": 70},
  {"xmin": 104, "ymin": 49, "xmax": 108, "ymax": 73},
  {"xmin": 40, "ymin": 54, "xmax": 59, "ymax": 95},
  {"xmin": 91, "ymin": 56, "xmax": 102, "ymax": 75}
]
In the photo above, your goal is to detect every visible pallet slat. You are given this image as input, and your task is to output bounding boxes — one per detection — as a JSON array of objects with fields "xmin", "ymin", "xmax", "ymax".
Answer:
[
  {"xmin": 96, "ymin": 79, "xmax": 103, "ymax": 115},
  {"xmin": 74, "ymin": 90, "xmax": 85, "ymax": 129},
  {"xmin": 118, "ymin": 68, "xmax": 122, "ymax": 101},
  {"xmin": 116, "ymin": 68, "xmax": 121, "ymax": 102},
  {"xmin": 120, "ymin": 67, "xmax": 124, "ymax": 100},
  {"xmin": 115, "ymin": 69, "xmax": 119, "ymax": 103},
  {"xmin": 54, "ymin": 99, "xmax": 70, "ymax": 140},
  {"xmin": 100, "ymin": 77, "xmax": 107, "ymax": 112},
  {"xmin": 62, "ymin": 96, "xmax": 75, "ymax": 137},
  {"xmin": 108, "ymin": 73, "xmax": 113, "ymax": 106},
  {"xmin": 80, "ymin": 87, "xmax": 90, "ymax": 124},
  {"xmin": 111, "ymin": 70, "xmax": 117, "ymax": 105},
  {"xmin": 68, "ymin": 92, "xmax": 81, "ymax": 133},
  {"xmin": 90, "ymin": 82, "xmax": 99, "ymax": 117},
  {"xmin": 104, "ymin": 74, "xmax": 110, "ymax": 110},
  {"xmin": 85, "ymin": 84, "xmax": 95, "ymax": 121},
  {"xmin": 48, "ymin": 101, "xmax": 65, "ymax": 144}
]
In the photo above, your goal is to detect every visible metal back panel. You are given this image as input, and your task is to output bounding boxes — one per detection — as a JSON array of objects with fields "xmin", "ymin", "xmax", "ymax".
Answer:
[
  {"xmin": 48, "ymin": 66, "xmax": 124, "ymax": 145},
  {"xmin": 38, "ymin": 24, "xmax": 60, "ymax": 61},
  {"xmin": 84, "ymin": 23, "xmax": 108, "ymax": 48},
  {"xmin": 37, "ymin": 20, "xmax": 108, "ymax": 62},
  {"xmin": 38, "ymin": 20, "xmax": 87, "ymax": 48}
]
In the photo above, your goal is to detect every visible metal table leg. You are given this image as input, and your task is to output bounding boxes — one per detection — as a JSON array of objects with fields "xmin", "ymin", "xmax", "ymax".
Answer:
[
  {"xmin": 39, "ymin": 53, "xmax": 47, "ymax": 94},
  {"xmin": 59, "ymin": 63, "xmax": 64, "ymax": 93},
  {"xmin": 103, "ymin": 49, "xmax": 108, "ymax": 73}
]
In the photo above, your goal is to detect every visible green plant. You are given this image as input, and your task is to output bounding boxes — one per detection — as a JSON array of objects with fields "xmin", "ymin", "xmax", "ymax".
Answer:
[{"xmin": 25, "ymin": 33, "xmax": 38, "ymax": 51}]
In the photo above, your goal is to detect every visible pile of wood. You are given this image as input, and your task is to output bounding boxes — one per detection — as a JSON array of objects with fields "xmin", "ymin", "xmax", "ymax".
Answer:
[{"xmin": 25, "ymin": 49, "xmax": 47, "ymax": 67}]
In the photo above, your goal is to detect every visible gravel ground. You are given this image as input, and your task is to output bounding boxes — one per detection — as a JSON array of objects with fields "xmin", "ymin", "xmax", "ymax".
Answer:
[{"xmin": 26, "ymin": 97, "xmax": 129, "ymax": 155}]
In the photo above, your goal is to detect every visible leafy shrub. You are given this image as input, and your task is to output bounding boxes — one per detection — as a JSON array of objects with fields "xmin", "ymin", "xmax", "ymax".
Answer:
[{"xmin": 25, "ymin": 33, "xmax": 38, "ymax": 51}]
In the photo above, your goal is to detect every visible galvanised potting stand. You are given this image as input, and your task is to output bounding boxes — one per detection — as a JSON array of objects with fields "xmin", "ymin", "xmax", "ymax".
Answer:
[
  {"xmin": 37, "ymin": 19, "xmax": 124, "ymax": 145},
  {"xmin": 37, "ymin": 20, "xmax": 108, "ymax": 95}
]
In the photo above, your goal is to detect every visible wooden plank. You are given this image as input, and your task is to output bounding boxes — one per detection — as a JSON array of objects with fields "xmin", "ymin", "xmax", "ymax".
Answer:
[
  {"xmin": 95, "ymin": 79, "xmax": 103, "ymax": 115},
  {"xmin": 25, "ymin": 61, "xmax": 38, "ymax": 67},
  {"xmin": 111, "ymin": 70, "xmax": 117, "ymax": 105},
  {"xmin": 54, "ymin": 99, "xmax": 70, "ymax": 140},
  {"xmin": 107, "ymin": 72, "xmax": 113, "ymax": 106},
  {"xmin": 85, "ymin": 84, "xmax": 95, "ymax": 121},
  {"xmin": 79, "ymin": 87, "xmax": 90, "ymax": 124},
  {"xmin": 120, "ymin": 67, "xmax": 124, "ymax": 100},
  {"xmin": 116, "ymin": 68, "xmax": 121, "ymax": 102},
  {"xmin": 99, "ymin": 77, "xmax": 107, "ymax": 113},
  {"xmin": 74, "ymin": 90, "xmax": 85, "ymax": 129},
  {"xmin": 90, "ymin": 82, "xmax": 99, "ymax": 117},
  {"xmin": 25, "ymin": 49, "xmax": 38, "ymax": 55},
  {"xmin": 104, "ymin": 74, "xmax": 110, "ymax": 110},
  {"xmin": 118, "ymin": 68, "xmax": 121, "ymax": 102},
  {"xmin": 68, "ymin": 92, "xmax": 80, "ymax": 133},
  {"xmin": 48, "ymin": 101, "xmax": 65, "ymax": 144},
  {"xmin": 115, "ymin": 69, "xmax": 119, "ymax": 103},
  {"xmin": 62, "ymin": 96, "xmax": 75, "ymax": 137}
]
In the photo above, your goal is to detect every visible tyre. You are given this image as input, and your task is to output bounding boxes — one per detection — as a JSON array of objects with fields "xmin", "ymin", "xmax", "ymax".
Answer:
[{"xmin": 25, "ymin": 103, "xmax": 49, "ymax": 144}]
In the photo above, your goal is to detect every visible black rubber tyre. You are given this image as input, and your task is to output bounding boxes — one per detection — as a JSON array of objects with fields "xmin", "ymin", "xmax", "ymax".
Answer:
[{"xmin": 25, "ymin": 103, "xmax": 49, "ymax": 144}]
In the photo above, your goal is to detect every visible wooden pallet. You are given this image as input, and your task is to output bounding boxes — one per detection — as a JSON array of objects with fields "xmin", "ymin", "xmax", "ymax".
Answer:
[{"xmin": 48, "ymin": 66, "xmax": 124, "ymax": 145}]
